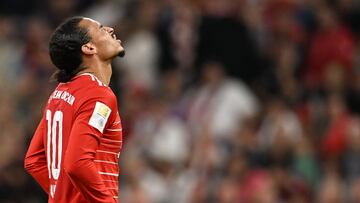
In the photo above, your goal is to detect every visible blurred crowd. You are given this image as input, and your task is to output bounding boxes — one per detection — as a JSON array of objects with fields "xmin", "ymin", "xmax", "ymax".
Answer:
[{"xmin": 1, "ymin": 0, "xmax": 360, "ymax": 202}]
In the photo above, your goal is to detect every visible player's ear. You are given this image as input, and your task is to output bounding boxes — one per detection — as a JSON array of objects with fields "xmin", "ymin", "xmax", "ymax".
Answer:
[{"xmin": 81, "ymin": 43, "xmax": 97, "ymax": 55}]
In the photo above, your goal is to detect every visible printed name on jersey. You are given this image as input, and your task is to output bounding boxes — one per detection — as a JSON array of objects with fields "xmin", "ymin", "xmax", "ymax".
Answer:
[
  {"xmin": 48, "ymin": 90, "xmax": 75, "ymax": 106},
  {"xmin": 88, "ymin": 102, "xmax": 112, "ymax": 133}
]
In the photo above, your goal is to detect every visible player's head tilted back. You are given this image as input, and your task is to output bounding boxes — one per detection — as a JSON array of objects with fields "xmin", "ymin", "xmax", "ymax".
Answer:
[{"xmin": 49, "ymin": 16, "xmax": 125, "ymax": 83}]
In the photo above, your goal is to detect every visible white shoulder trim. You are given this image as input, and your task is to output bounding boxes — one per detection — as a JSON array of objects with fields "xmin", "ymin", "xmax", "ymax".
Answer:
[{"xmin": 79, "ymin": 73, "xmax": 106, "ymax": 86}]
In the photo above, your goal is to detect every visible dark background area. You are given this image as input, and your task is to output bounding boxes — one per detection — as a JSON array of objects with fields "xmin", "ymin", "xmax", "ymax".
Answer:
[{"xmin": 1, "ymin": 0, "xmax": 360, "ymax": 202}]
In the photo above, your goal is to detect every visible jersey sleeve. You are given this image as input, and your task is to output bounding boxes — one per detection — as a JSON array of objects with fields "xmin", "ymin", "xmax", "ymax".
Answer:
[
  {"xmin": 63, "ymin": 87, "xmax": 117, "ymax": 203},
  {"xmin": 24, "ymin": 118, "xmax": 50, "ymax": 194}
]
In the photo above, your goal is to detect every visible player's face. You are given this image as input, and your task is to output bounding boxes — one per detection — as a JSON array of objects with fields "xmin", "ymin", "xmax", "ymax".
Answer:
[{"xmin": 80, "ymin": 18, "xmax": 125, "ymax": 60}]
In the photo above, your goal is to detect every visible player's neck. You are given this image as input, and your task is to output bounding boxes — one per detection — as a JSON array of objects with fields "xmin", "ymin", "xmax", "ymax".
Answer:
[{"xmin": 78, "ymin": 59, "xmax": 112, "ymax": 86}]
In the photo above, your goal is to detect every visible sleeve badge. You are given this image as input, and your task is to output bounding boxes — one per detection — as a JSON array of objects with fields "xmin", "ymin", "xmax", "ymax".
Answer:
[{"xmin": 88, "ymin": 102, "xmax": 112, "ymax": 133}]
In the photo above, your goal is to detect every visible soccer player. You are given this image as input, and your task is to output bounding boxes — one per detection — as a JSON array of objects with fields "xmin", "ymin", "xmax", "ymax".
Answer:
[{"xmin": 24, "ymin": 16, "xmax": 125, "ymax": 203}]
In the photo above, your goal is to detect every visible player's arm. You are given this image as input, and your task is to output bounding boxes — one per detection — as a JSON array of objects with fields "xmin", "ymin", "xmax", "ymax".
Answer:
[
  {"xmin": 63, "ymin": 89, "xmax": 117, "ymax": 203},
  {"xmin": 24, "ymin": 118, "xmax": 50, "ymax": 194}
]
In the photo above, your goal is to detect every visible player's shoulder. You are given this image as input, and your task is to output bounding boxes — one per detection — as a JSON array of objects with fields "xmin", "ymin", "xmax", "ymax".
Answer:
[
  {"xmin": 72, "ymin": 73, "xmax": 105, "ymax": 87},
  {"xmin": 76, "ymin": 73, "xmax": 115, "ymax": 95},
  {"xmin": 72, "ymin": 73, "xmax": 117, "ymax": 106}
]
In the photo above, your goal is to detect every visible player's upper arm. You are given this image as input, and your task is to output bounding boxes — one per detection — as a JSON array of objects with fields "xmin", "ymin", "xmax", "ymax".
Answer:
[{"xmin": 74, "ymin": 86, "xmax": 118, "ymax": 139}]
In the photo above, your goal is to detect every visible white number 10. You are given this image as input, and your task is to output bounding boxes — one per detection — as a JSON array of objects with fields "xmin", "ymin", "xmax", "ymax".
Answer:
[{"xmin": 46, "ymin": 110, "xmax": 63, "ymax": 180}]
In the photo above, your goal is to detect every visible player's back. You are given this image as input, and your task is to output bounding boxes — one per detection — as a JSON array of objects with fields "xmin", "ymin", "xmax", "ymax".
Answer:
[{"xmin": 43, "ymin": 73, "xmax": 122, "ymax": 203}]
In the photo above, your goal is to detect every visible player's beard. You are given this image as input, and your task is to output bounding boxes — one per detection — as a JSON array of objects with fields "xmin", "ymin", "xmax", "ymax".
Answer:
[{"xmin": 117, "ymin": 49, "xmax": 125, "ymax": 57}]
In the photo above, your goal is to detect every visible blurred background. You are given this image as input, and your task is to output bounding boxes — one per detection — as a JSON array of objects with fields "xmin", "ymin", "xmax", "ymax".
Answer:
[{"xmin": 1, "ymin": 0, "xmax": 360, "ymax": 202}]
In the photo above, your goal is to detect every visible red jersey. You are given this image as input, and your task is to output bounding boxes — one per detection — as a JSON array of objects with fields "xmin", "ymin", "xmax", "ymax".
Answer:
[{"xmin": 25, "ymin": 73, "xmax": 122, "ymax": 203}]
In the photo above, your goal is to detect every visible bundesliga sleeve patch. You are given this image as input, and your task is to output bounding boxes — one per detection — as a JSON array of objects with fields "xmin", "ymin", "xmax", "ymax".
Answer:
[{"xmin": 88, "ymin": 102, "xmax": 112, "ymax": 133}]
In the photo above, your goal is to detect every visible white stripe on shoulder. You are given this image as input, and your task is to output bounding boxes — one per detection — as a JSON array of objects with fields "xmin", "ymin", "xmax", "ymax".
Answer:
[
  {"xmin": 79, "ymin": 73, "xmax": 106, "ymax": 86},
  {"xmin": 79, "ymin": 73, "xmax": 95, "ymax": 81},
  {"xmin": 95, "ymin": 78, "xmax": 104, "ymax": 86}
]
